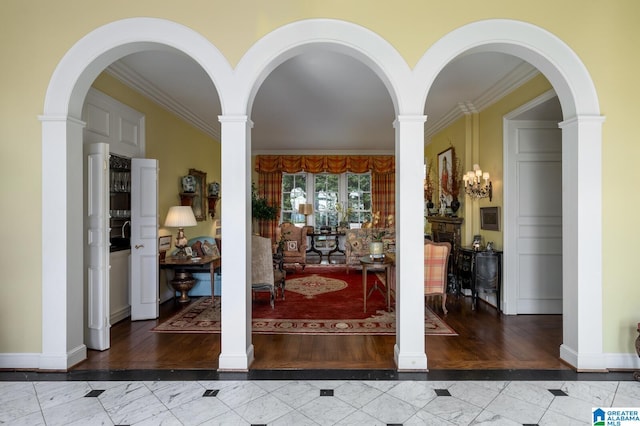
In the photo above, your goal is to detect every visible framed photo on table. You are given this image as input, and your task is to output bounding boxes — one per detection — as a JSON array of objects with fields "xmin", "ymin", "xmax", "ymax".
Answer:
[{"xmin": 158, "ymin": 235, "xmax": 171, "ymax": 261}]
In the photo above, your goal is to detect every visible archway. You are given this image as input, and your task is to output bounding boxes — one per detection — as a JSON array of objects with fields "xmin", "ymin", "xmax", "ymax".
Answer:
[
  {"xmin": 40, "ymin": 18, "xmax": 232, "ymax": 369},
  {"xmin": 414, "ymin": 19, "xmax": 604, "ymax": 370},
  {"xmin": 41, "ymin": 17, "xmax": 603, "ymax": 371},
  {"xmin": 219, "ymin": 18, "xmax": 424, "ymax": 370}
]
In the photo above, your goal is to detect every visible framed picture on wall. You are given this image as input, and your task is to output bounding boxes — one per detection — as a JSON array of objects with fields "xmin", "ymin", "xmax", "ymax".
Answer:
[
  {"xmin": 188, "ymin": 168, "xmax": 207, "ymax": 221},
  {"xmin": 480, "ymin": 207, "xmax": 500, "ymax": 231},
  {"xmin": 437, "ymin": 147, "xmax": 453, "ymax": 207}
]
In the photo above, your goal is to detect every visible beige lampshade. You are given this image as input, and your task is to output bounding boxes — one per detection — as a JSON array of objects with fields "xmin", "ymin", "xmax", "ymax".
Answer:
[
  {"xmin": 164, "ymin": 206, "xmax": 197, "ymax": 228},
  {"xmin": 298, "ymin": 203, "xmax": 313, "ymax": 215}
]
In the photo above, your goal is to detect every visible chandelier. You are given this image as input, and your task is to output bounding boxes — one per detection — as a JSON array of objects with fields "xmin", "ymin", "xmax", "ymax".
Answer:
[{"xmin": 463, "ymin": 164, "xmax": 492, "ymax": 201}]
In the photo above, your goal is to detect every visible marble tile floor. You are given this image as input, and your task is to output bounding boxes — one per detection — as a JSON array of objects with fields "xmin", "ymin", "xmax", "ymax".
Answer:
[{"xmin": 0, "ymin": 369, "xmax": 638, "ymax": 425}]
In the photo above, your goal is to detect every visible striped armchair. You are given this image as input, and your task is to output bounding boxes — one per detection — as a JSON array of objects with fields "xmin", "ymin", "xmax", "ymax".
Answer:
[{"xmin": 424, "ymin": 240, "xmax": 451, "ymax": 315}]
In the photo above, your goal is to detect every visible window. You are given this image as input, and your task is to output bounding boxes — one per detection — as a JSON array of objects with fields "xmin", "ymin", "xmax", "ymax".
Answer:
[
  {"xmin": 281, "ymin": 172, "xmax": 371, "ymax": 228},
  {"xmin": 281, "ymin": 173, "xmax": 307, "ymax": 225},
  {"xmin": 314, "ymin": 174, "xmax": 339, "ymax": 227},
  {"xmin": 347, "ymin": 173, "xmax": 372, "ymax": 224}
]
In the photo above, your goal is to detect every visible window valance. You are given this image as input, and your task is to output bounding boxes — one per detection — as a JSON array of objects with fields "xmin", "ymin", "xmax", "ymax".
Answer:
[{"xmin": 254, "ymin": 155, "xmax": 395, "ymax": 174}]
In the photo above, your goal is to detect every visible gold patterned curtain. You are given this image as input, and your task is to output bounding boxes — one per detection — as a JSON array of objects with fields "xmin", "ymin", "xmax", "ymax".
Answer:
[
  {"xmin": 256, "ymin": 172, "xmax": 282, "ymax": 241},
  {"xmin": 255, "ymin": 155, "xmax": 395, "ymax": 174},
  {"xmin": 372, "ymin": 171, "xmax": 395, "ymax": 223},
  {"xmin": 255, "ymin": 155, "xmax": 396, "ymax": 234}
]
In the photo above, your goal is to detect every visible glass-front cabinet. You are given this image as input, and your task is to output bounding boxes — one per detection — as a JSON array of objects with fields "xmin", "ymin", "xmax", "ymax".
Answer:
[{"xmin": 109, "ymin": 154, "xmax": 131, "ymax": 251}]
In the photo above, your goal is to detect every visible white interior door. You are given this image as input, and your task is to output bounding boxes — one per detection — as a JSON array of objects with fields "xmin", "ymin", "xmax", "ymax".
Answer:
[
  {"xmin": 130, "ymin": 158, "xmax": 159, "ymax": 320},
  {"xmin": 85, "ymin": 143, "xmax": 110, "ymax": 350},
  {"xmin": 506, "ymin": 120, "xmax": 563, "ymax": 314}
]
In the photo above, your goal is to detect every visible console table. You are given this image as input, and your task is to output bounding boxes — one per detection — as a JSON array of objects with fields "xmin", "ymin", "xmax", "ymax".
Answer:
[
  {"xmin": 458, "ymin": 247, "xmax": 502, "ymax": 312},
  {"xmin": 160, "ymin": 255, "xmax": 221, "ymax": 303},
  {"xmin": 307, "ymin": 231, "xmax": 345, "ymax": 263}
]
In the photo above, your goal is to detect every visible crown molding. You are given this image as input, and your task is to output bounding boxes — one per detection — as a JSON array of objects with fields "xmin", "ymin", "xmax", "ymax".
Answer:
[
  {"xmin": 105, "ymin": 62, "xmax": 220, "ymax": 142},
  {"xmin": 425, "ymin": 62, "xmax": 540, "ymax": 142}
]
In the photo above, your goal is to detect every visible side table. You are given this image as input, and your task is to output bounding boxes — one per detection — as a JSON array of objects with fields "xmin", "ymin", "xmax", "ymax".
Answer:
[{"xmin": 360, "ymin": 256, "xmax": 394, "ymax": 312}]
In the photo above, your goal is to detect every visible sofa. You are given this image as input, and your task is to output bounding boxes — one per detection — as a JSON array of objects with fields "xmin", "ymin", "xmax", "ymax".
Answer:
[
  {"xmin": 344, "ymin": 228, "xmax": 395, "ymax": 273},
  {"xmin": 172, "ymin": 236, "xmax": 222, "ymax": 296}
]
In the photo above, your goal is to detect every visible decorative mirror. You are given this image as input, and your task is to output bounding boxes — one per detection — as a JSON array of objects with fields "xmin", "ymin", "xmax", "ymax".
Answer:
[{"xmin": 188, "ymin": 168, "xmax": 207, "ymax": 221}]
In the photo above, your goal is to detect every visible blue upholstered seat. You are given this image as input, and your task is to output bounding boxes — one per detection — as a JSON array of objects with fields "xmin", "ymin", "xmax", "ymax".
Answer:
[{"xmin": 172, "ymin": 236, "xmax": 221, "ymax": 296}]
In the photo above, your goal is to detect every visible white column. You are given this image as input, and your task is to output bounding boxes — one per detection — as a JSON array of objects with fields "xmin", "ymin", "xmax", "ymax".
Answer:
[
  {"xmin": 394, "ymin": 115, "xmax": 428, "ymax": 371},
  {"xmin": 558, "ymin": 115, "xmax": 605, "ymax": 370},
  {"xmin": 40, "ymin": 115, "xmax": 87, "ymax": 369},
  {"xmin": 218, "ymin": 115, "xmax": 254, "ymax": 371}
]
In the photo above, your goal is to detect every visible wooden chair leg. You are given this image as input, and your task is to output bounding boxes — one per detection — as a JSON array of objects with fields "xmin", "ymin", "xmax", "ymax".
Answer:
[{"xmin": 442, "ymin": 293, "xmax": 448, "ymax": 315}]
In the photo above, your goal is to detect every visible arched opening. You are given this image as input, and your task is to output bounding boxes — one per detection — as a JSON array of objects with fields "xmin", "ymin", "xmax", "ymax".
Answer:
[
  {"xmin": 40, "ymin": 18, "xmax": 232, "ymax": 370},
  {"xmin": 415, "ymin": 19, "xmax": 604, "ymax": 370}
]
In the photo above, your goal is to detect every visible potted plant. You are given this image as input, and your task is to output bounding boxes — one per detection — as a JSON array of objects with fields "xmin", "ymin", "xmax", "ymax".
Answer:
[
  {"xmin": 335, "ymin": 202, "xmax": 353, "ymax": 231},
  {"xmin": 368, "ymin": 211, "xmax": 386, "ymax": 259},
  {"xmin": 251, "ymin": 183, "xmax": 278, "ymax": 234}
]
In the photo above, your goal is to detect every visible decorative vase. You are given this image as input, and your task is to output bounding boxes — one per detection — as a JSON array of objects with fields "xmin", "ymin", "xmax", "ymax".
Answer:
[
  {"xmin": 426, "ymin": 200, "xmax": 434, "ymax": 216},
  {"xmin": 181, "ymin": 175, "xmax": 196, "ymax": 193},
  {"xmin": 208, "ymin": 181, "xmax": 220, "ymax": 197},
  {"xmin": 369, "ymin": 241, "xmax": 384, "ymax": 259},
  {"xmin": 450, "ymin": 197, "xmax": 460, "ymax": 215}
]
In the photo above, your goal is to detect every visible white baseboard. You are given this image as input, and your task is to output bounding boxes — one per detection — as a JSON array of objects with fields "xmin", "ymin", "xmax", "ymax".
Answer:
[
  {"xmin": 110, "ymin": 306, "xmax": 130, "ymax": 324},
  {"xmin": 217, "ymin": 345, "xmax": 254, "ymax": 371},
  {"xmin": 0, "ymin": 353, "xmax": 41, "ymax": 369},
  {"xmin": 394, "ymin": 343, "xmax": 428, "ymax": 371}
]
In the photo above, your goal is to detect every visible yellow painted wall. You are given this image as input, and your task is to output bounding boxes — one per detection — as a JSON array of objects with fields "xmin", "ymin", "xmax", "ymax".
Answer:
[
  {"xmin": 92, "ymin": 73, "xmax": 222, "ymax": 249},
  {"xmin": 1, "ymin": 0, "xmax": 638, "ymax": 356}
]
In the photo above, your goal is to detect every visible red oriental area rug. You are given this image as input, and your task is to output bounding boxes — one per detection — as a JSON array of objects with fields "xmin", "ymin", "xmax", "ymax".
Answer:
[{"xmin": 152, "ymin": 270, "xmax": 457, "ymax": 336}]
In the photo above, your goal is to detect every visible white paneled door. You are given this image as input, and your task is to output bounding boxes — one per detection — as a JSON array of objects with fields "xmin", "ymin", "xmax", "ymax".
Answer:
[
  {"xmin": 506, "ymin": 121, "xmax": 563, "ymax": 314},
  {"xmin": 86, "ymin": 143, "xmax": 110, "ymax": 350},
  {"xmin": 130, "ymin": 158, "xmax": 159, "ymax": 320}
]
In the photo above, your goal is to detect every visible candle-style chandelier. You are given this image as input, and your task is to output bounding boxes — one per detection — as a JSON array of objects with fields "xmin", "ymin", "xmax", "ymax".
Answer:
[{"xmin": 463, "ymin": 164, "xmax": 492, "ymax": 201}]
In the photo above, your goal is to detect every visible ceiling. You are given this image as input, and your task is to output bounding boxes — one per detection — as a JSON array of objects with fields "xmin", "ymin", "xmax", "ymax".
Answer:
[{"xmin": 106, "ymin": 48, "xmax": 559, "ymax": 154}]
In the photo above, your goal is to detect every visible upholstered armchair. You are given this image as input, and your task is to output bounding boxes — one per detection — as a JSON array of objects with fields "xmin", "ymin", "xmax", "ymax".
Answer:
[
  {"xmin": 424, "ymin": 240, "xmax": 451, "ymax": 315},
  {"xmin": 251, "ymin": 235, "xmax": 281, "ymax": 308},
  {"xmin": 274, "ymin": 222, "xmax": 309, "ymax": 271}
]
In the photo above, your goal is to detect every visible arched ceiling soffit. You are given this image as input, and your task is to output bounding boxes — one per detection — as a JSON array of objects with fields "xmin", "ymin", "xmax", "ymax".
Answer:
[
  {"xmin": 233, "ymin": 19, "xmax": 412, "ymax": 117},
  {"xmin": 414, "ymin": 19, "xmax": 600, "ymax": 120},
  {"xmin": 43, "ymin": 17, "xmax": 233, "ymax": 119}
]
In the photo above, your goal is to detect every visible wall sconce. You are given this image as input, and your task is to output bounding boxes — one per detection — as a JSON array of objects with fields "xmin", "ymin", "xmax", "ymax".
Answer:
[{"xmin": 463, "ymin": 164, "xmax": 492, "ymax": 201}]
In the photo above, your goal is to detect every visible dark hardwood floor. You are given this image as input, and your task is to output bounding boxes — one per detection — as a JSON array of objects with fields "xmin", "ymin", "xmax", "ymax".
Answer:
[{"xmin": 74, "ymin": 289, "xmax": 569, "ymax": 371}]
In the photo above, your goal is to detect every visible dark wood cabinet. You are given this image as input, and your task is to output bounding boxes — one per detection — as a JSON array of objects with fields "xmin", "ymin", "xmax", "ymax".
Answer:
[{"xmin": 459, "ymin": 247, "xmax": 502, "ymax": 312}]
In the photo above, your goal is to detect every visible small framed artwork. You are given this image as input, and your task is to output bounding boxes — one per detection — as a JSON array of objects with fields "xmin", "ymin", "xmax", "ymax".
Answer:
[
  {"xmin": 184, "ymin": 246, "xmax": 193, "ymax": 257},
  {"xmin": 480, "ymin": 207, "xmax": 500, "ymax": 231},
  {"xmin": 158, "ymin": 235, "xmax": 172, "ymax": 252},
  {"xmin": 437, "ymin": 147, "xmax": 453, "ymax": 207}
]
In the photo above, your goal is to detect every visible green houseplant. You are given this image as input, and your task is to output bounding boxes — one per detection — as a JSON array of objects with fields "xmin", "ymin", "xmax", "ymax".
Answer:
[{"xmin": 251, "ymin": 183, "xmax": 278, "ymax": 234}]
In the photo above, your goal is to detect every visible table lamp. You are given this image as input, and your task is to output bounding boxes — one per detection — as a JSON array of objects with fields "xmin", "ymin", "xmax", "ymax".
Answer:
[
  {"xmin": 164, "ymin": 206, "xmax": 197, "ymax": 257},
  {"xmin": 298, "ymin": 203, "xmax": 313, "ymax": 225}
]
